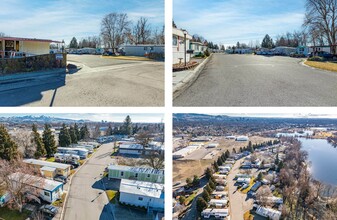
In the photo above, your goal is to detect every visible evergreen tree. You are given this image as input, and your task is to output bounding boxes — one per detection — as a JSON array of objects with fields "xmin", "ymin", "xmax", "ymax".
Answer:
[
  {"xmin": 122, "ymin": 115, "xmax": 133, "ymax": 136},
  {"xmin": 202, "ymin": 189, "xmax": 210, "ymax": 202},
  {"xmin": 106, "ymin": 124, "xmax": 113, "ymax": 136},
  {"xmin": 225, "ymin": 149, "xmax": 230, "ymax": 158},
  {"xmin": 32, "ymin": 124, "xmax": 46, "ymax": 158},
  {"xmin": 257, "ymin": 172, "xmax": 263, "ymax": 181},
  {"xmin": 205, "ymin": 167, "xmax": 213, "ymax": 180},
  {"xmin": 59, "ymin": 124, "xmax": 71, "ymax": 147},
  {"xmin": 74, "ymin": 123, "xmax": 80, "ymax": 141},
  {"xmin": 204, "ymin": 184, "xmax": 212, "ymax": 194},
  {"xmin": 208, "ymin": 179, "xmax": 216, "ymax": 190},
  {"xmin": 179, "ymin": 195, "xmax": 186, "ymax": 205},
  {"xmin": 43, "ymin": 124, "xmax": 56, "ymax": 158},
  {"xmin": 69, "ymin": 125, "xmax": 78, "ymax": 144},
  {"xmin": 192, "ymin": 175, "xmax": 200, "ymax": 187},
  {"xmin": 186, "ymin": 177, "xmax": 192, "ymax": 187},
  {"xmin": 80, "ymin": 124, "xmax": 90, "ymax": 140},
  {"xmin": 196, "ymin": 197, "xmax": 208, "ymax": 213},
  {"xmin": 69, "ymin": 37, "xmax": 78, "ymax": 48},
  {"xmin": 0, "ymin": 125, "xmax": 19, "ymax": 161},
  {"xmin": 261, "ymin": 34, "xmax": 274, "ymax": 49},
  {"xmin": 232, "ymin": 148, "xmax": 236, "ymax": 154},
  {"xmin": 213, "ymin": 161, "xmax": 219, "ymax": 172},
  {"xmin": 217, "ymin": 157, "xmax": 223, "ymax": 166}
]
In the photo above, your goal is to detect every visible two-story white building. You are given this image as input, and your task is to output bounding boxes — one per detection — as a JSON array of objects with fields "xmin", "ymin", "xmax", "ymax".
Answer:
[{"xmin": 173, "ymin": 28, "xmax": 192, "ymax": 64}]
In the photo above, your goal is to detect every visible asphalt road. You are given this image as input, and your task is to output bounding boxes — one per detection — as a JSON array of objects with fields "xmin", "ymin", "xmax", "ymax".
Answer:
[
  {"xmin": 227, "ymin": 158, "xmax": 254, "ymax": 220},
  {"xmin": 174, "ymin": 54, "xmax": 337, "ymax": 106},
  {"xmin": 0, "ymin": 55, "xmax": 164, "ymax": 106},
  {"xmin": 63, "ymin": 143, "xmax": 116, "ymax": 220}
]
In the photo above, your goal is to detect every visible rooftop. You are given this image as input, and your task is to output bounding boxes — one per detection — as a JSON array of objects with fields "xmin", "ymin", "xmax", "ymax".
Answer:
[
  {"xmin": 119, "ymin": 144, "xmax": 144, "ymax": 150},
  {"xmin": 9, "ymin": 173, "xmax": 63, "ymax": 192},
  {"xmin": 120, "ymin": 179, "xmax": 164, "ymax": 198},
  {"xmin": 108, "ymin": 164, "xmax": 164, "ymax": 176},
  {"xmin": 0, "ymin": 37, "xmax": 62, "ymax": 43},
  {"xmin": 24, "ymin": 159, "xmax": 70, "ymax": 170}
]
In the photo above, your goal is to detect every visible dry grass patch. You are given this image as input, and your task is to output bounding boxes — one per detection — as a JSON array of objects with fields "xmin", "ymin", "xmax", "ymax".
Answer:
[
  {"xmin": 305, "ymin": 60, "xmax": 337, "ymax": 72},
  {"xmin": 243, "ymin": 211, "xmax": 254, "ymax": 220}
]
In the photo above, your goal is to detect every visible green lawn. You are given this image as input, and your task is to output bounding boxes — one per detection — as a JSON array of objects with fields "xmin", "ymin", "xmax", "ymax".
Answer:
[
  {"xmin": 106, "ymin": 190, "xmax": 117, "ymax": 204},
  {"xmin": 241, "ymin": 178, "xmax": 255, "ymax": 194},
  {"xmin": 0, "ymin": 207, "xmax": 31, "ymax": 220},
  {"xmin": 184, "ymin": 191, "xmax": 197, "ymax": 206},
  {"xmin": 46, "ymin": 157, "xmax": 55, "ymax": 162}
]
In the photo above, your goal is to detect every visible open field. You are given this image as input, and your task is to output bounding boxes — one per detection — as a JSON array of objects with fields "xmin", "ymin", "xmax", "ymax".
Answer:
[{"xmin": 173, "ymin": 136, "xmax": 275, "ymax": 182}]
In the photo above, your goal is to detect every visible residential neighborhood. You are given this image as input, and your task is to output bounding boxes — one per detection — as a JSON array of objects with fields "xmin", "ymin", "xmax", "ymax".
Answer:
[
  {"xmin": 172, "ymin": 113, "xmax": 337, "ymax": 220},
  {"xmin": 0, "ymin": 113, "xmax": 165, "ymax": 220},
  {"xmin": 0, "ymin": 0, "xmax": 164, "ymax": 107},
  {"xmin": 173, "ymin": 0, "xmax": 337, "ymax": 106}
]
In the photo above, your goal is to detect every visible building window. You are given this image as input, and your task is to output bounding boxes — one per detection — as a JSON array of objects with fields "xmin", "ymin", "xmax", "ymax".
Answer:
[
  {"xmin": 147, "ymin": 174, "xmax": 150, "ymax": 178},
  {"xmin": 138, "ymin": 197, "xmax": 143, "ymax": 201},
  {"xmin": 44, "ymin": 191, "xmax": 50, "ymax": 197},
  {"xmin": 121, "ymin": 171, "xmax": 124, "ymax": 177},
  {"xmin": 135, "ymin": 173, "xmax": 138, "ymax": 178},
  {"xmin": 173, "ymin": 36, "xmax": 178, "ymax": 46}
]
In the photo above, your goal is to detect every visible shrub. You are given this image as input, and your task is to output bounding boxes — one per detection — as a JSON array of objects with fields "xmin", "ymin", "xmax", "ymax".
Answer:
[
  {"xmin": 308, "ymin": 56, "xmax": 325, "ymax": 62},
  {"xmin": 204, "ymin": 50, "xmax": 210, "ymax": 57}
]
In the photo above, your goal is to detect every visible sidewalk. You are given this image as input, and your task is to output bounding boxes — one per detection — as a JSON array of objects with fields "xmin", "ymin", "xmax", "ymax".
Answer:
[
  {"xmin": 173, "ymin": 54, "xmax": 213, "ymax": 99},
  {"xmin": 0, "ymin": 68, "xmax": 66, "ymax": 92}
]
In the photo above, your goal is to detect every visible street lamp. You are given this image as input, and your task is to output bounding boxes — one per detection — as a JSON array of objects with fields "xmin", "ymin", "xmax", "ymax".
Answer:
[
  {"xmin": 183, "ymin": 30, "xmax": 187, "ymax": 67},
  {"xmin": 62, "ymin": 40, "xmax": 65, "ymax": 53}
]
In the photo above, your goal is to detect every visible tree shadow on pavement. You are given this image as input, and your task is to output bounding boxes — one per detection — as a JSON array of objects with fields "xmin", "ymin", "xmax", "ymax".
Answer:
[
  {"xmin": 0, "ymin": 73, "xmax": 66, "ymax": 106},
  {"xmin": 99, "ymin": 204, "xmax": 114, "ymax": 220},
  {"xmin": 92, "ymin": 177, "xmax": 120, "ymax": 191},
  {"xmin": 67, "ymin": 63, "xmax": 81, "ymax": 75}
]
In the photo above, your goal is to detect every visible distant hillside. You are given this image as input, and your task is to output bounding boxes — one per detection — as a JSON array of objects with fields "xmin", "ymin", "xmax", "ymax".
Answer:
[
  {"xmin": 173, "ymin": 113, "xmax": 230, "ymax": 122},
  {"xmin": 0, "ymin": 115, "xmax": 91, "ymax": 124}
]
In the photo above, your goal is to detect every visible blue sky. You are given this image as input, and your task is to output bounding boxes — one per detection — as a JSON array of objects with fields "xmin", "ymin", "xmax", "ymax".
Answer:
[
  {"xmin": 174, "ymin": 0, "xmax": 306, "ymax": 46},
  {"xmin": 0, "ymin": 0, "xmax": 164, "ymax": 44},
  {"xmin": 0, "ymin": 113, "xmax": 164, "ymax": 123}
]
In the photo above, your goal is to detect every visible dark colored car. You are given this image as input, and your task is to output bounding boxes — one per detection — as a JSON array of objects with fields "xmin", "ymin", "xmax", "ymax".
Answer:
[
  {"xmin": 314, "ymin": 51, "xmax": 334, "ymax": 59},
  {"xmin": 71, "ymin": 162, "xmax": 80, "ymax": 169},
  {"xmin": 54, "ymin": 175, "xmax": 67, "ymax": 184},
  {"xmin": 39, "ymin": 205, "xmax": 59, "ymax": 217}
]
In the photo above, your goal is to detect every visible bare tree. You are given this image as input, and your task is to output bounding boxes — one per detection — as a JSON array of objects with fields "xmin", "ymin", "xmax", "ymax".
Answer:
[
  {"xmin": 304, "ymin": 0, "xmax": 337, "ymax": 53},
  {"xmin": 256, "ymin": 185, "xmax": 273, "ymax": 207},
  {"xmin": 141, "ymin": 152, "xmax": 164, "ymax": 169},
  {"xmin": 11, "ymin": 129, "xmax": 36, "ymax": 158},
  {"xmin": 101, "ymin": 13, "xmax": 131, "ymax": 51},
  {"xmin": 0, "ymin": 159, "xmax": 44, "ymax": 213},
  {"xmin": 133, "ymin": 17, "xmax": 152, "ymax": 44}
]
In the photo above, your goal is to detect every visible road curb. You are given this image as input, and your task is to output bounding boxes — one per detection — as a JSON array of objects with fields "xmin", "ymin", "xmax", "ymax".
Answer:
[
  {"xmin": 173, "ymin": 53, "xmax": 213, "ymax": 100},
  {"xmin": 0, "ymin": 69, "xmax": 66, "ymax": 93},
  {"xmin": 59, "ymin": 149, "xmax": 99, "ymax": 220}
]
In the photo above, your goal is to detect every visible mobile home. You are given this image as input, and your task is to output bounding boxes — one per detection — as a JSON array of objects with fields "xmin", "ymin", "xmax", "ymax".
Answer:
[
  {"xmin": 119, "ymin": 179, "xmax": 164, "ymax": 212},
  {"xmin": 57, "ymin": 147, "xmax": 88, "ymax": 159},
  {"xmin": 108, "ymin": 165, "xmax": 164, "ymax": 183},
  {"xmin": 9, "ymin": 173, "xmax": 64, "ymax": 203},
  {"xmin": 23, "ymin": 159, "xmax": 71, "ymax": 178}
]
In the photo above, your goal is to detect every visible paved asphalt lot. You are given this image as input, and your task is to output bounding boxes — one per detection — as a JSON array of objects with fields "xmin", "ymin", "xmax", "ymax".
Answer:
[
  {"xmin": 63, "ymin": 143, "xmax": 116, "ymax": 220},
  {"xmin": 0, "ymin": 55, "xmax": 164, "ymax": 106},
  {"xmin": 174, "ymin": 54, "xmax": 337, "ymax": 106}
]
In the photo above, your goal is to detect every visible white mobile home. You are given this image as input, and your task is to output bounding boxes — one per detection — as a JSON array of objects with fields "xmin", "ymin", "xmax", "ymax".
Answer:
[
  {"xmin": 273, "ymin": 46, "xmax": 297, "ymax": 56},
  {"xmin": 173, "ymin": 28, "xmax": 192, "ymax": 64},
  {"xmin": 9, "ymin": 173, "xmax": 63, "ymax": 203},
  {"xmin": 190, "ymin": 41, "xmax": 205, "ymax": 56},
  {"xmin": 201, "ymin": 208, "xmax": 229, "ymax": 219},
  {"xmin": 119, "ymin": 144, "xmax": 144, "ymax": 155},
  {"xmin": 108, "ymin": 165, "xmax": 164, "ymax": 183},
  {"xmin": 120, "ymin": 45, "xmax": 164, "ymax": 57},
  {"xmin": 119, "ymin": 179, "xmax": 164, "ymax": 212}
]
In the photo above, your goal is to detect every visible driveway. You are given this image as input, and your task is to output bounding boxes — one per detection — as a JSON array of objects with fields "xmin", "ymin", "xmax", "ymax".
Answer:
[
  {"xmin": 0, "ymin": 55, "xmax": 164, "ymax": 106},
  {"xmin": 174, "ymin": 54, "xmax": 337, "ymax": 106},
  {"xmin": 63, "ymin": 143, "xmax": 116, "ymax": 220},
  {"xmin": 227, "ymin": 158, "xmax": 254, "ymax": 220}
]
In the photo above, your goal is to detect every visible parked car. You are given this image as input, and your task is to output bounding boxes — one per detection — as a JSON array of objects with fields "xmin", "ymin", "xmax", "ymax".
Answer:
[
  {"xmin": 71, "ymin": 161, "xmax": 80, "ymax": 169},
  {"xmin": 242, "ymin": 183, "xmax": 249, "ymax": 189},
  {"xmin": 39, "ymin": 205, "xmax": 59, "ymax": 218},
  {"xmin": 318, "ymin": 51, "xmax": 334, "ymax": 59},
  {"xmin": 54, "ymin": 175, "xmax": 67, "ymax": 184}
]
